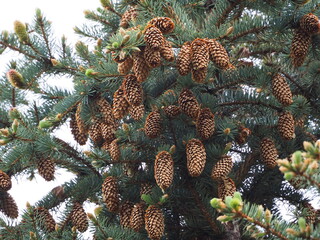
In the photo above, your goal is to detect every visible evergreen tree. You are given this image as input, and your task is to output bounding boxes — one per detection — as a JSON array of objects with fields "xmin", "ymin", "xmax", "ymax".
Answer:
[{"xmin": 0, "ymin": 0, "xmax": 319, "ymax": 239}]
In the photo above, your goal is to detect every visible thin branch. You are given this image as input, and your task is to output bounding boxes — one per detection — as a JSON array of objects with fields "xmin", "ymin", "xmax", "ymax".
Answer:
[
  {"xmin": 218, "ymin": 101, "xmax": 282, "ymax": 112},
  {"xmin": 11, "ymin": 88, "xmax": 16, "ymax": 107},
  {"xmin": 228, "ymin": 26, "xmax": 268, "ymax": 42},
  {"xmin": 38, "ymin": 17, "xmax": 53, "ymax": 59},
  {"xmin": 216, "ymin": 0, "xmax": 241, "ymax": 27},
  {"xmin": 0, "ymin": 41, "xmax": 39, "ymax": 60}
]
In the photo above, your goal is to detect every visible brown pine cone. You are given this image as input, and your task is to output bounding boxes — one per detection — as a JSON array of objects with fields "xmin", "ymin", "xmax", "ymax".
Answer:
[
  {"xmin": 191, "ymin": 38, "xmax": 209, "ymax": 70},
  {"xmin": 145, "ymin": 205, "xmax": 165, "ymax": 240},
  {"xmin": 211, "ymin": 155, "xmax": 233, "ymax": 180},
  {"xmin": 119, "ymin": 6, "xmax": 137, "ymax": 28},
  {"xmin": 133, "ymin": 49, "xmax": 151, "ymax": 82},
  {"xmin": 196, "ymin": 108, "xmax": 215, "ymax": 140},
  {"xmin": 100, "ymin": 123, "xmax": 116, "ymax": 143},
  {"xmin": 144, "ymin": 45, "xmax": 161, "ymax": 68},
  {"xmin": 34, "ymin": 207, "xmax": 56, "ymax": 232},
  {"xmin": 119, "ymin": 201, "xmax": 134, "ymax": 228},
  {"xmin": 108, "ymin": 139, "xmax": 120, "ymax": 162},
  {"xmin": 300, "ymin": 13, "xmax": 320, "ymax": 35},
  {"xmin": 102, "ymin": 176, "xmax": 120, "ymax": 212},
  {"xmin": 144, "ymin": 24, "xmax": 164, "ymax": 51},
  {"xmin": 260, "ymin": 138, "xmax": 278, "ymax": 169},
  {"xmin": 37, "ymin": 158, "xmax": 55, "ymax": 181},
  {"xmin": 75, "ymin": 103, "xmax": 88, "ymax": 134},
  {"xmin": 186, "ymin": 139, "xmax": 206, "ymax": 177},
  {"xmin": 0, "ymin": 192, "xmax": 18, "ymax": 219},
  {"xmin": 177, "ymin": 42, "xmax": 192, "ymax": 76},
  {"xmin": 112, "ymin": 87, "xmax": 130, "ymax": 119},
  {"xmin": 0, "ymin": 170, "xmax": 11, "ymax": 191},
  {"xmin": 271, "ymin": 74, "xmax": 293, "ymax": 106},
  {"xmin": 118, "ymin": 57, "xmax": 134, "ymax": 75},
  {"xmin": 148, "ymin": 17, "xmax": 175, "ymax": 34},
  {"xmin": 160, "ymin": 40, "xmax": 174, "ymax": 62},
  {"xmin": 70, "ymin": 112, "xmax": 88, "ymax": 145},
  {"xmin": 144, "ymin": 111, "xmax": 161, "ymax": 138},
  {"xmin": 163, "ymin": 105, "xmax": 181, "ymax": 118},
  {"xmin": 129, "ymin": 104, "xmax": 145, "ymax": 121},
  {"xmin": 206, "ymin": 39, "xmax": 231, "ymax": 70},
  {"xmin": 278, "ymin": 112, "xmax": 295, "ymax": 140},
  {"xmin": 140, "ymin": 182, "xmax": 153, "ymax": 197},
  {"xmin": 71, "ymin": 202, "xmax": 88, "ymax": 233},
  {"xmin": 217, "ymin": 177, "xmax": 236, "ymax": 200},
  {"xmin": 290, "ymin": 28, "xmax": 311, "ymax": 67},
  {"xmin": 192, "ymin": 67, "xmax": 208, "ymax": 83},
  {"xmin": 88, "ymin": 120, "xmax": 103, "ymax": 144},
  {"xmin": 96, "ymin": 97, "xmax": 115, "ymax": 125},
  {"xmin": 122, "ymin": 74, "xmax": 143, "ymax": 106},
  {"xmin": 130, "ymin": 203, "xmax": 145, "ymax": 232},
  {"xmin": 178, "ymin": 89, "xmax": 200, "ymax": 119},
  {"xmin": 154, "ymin": 151, "xmax": 174, "ymax": 191}
]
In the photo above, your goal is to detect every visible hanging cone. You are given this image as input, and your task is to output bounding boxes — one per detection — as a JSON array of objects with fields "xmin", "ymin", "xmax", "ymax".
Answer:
[
  {"xmin": 290, "ymin": 28, "xmax": 311, "ymax": 67},
  {"xmin": 122, "ymin": 74, "xmax": 143, "ymax": 106},
  {"xmin": 37, "ymin": 158, "xmax": 55, "ymax": 181},
  {"xmin": 260, "ymin": 138, "xmax": 278, "ymax": 169},
  {"xmin": 160, "ymin": 40, "xmax": 174, "ymax": 62},
  {"xmin": 0, "ymin": 170, "xmax": 11, "ymax": 191},
  {"xmin": 119, "ymin": 201, "xmax": 134, "ymax": 228},
  {"xmin": 271, "ymin": 74, "xmax": 293, "ymax": 106},
  {"xmin": 130, "ymin": 203, "xmax": 145, "ymax": 232},
  {"xmin": 144, "ymin": 111, "xmax": 161, "ymax": 138},
  {"xmin": 145, "ymin": 205, "xmax": 165, "ymax": 240},
  {"xmin": 133, "ymin": 49, "xmax": 151, "ymax": 82},
  {"xmin": 118, "ymin": 57, "xmax": 134, "ymax": 75},
  {"xmin": 34, "ymin": 207, "xmax": 56, "ymax": 232},
  {"xmin": 211, "ymin": 155, "xmax": 233, "ymax": 180},
  {"xmin": 140, "ymin": 182, "xmax": 153, "ymax": 197},
  {"xmin": 302, "ymin": 202, "xmax": 317, "ymax": 224},
  {"xmin": 191, "ymin": 38, "xmax": 209, "ymax": 70},
  {"xmin": 75, "ymin": 103, "xmax": 88, "ymax": 134},
  {"xmin": 100, "ymin": 122, "xmax": 116, "ymax": 144},
  {"xmin": 96, "ymin": 97, "xmax": 115, "ymax": 125},
  {"xmin": 163, "ymin": 105, "xmax": 181, "ymax": 118},
  {"xmin": 119, "ymin": 6, "xmax": 137, "ymax": 28},
  {"xmin": 235, "ymin": 126, "xmax": 251, "ymax": 145},
  {"xmin": 217, "ymin": 177, "xmax": 236, "ymax": 200},
  {"xmin": 71, "ymin": 202, "xmax": 88, "ymax": 233},
  {"xmin": 112, "ymin": 86, "xmax": 130, "ymax": 120},
  {"xmin": 102, "ymin": 176, "xmax": 120, "ymax": 212},
  {"xmin": 178, "ymin": 89, "xmax": 200, "ymax": 119},
  {"xmin": 88, "ymin": 120, "xmax": 103, "ymax": 144},
  {"xmin": 144, "ymin": 45, "xmax": 161, "ymax": 68},
  {"xmin": 191, "ymin": 67, "xmax": 207, "ymax": 83},
  {"xmin": 186, "ymin": 139, "xmax": 206, "ymax": 177},
  {"xmin": 154, "ymin": 151, "xmax": 174, "ymax": 191},
  {"xmin": 70, "ymin": 113, "xmax": 88, "ymax": 145},
  {"xmin": 0, "ymin": 192, "xmax": 18, "ymax": 219},
  {"xmin": 206, "ymin": 39, "xmax": 231, "ymax": 70},
  {"xmin": 148, "ymin": 17, "xmax": 175, "ymax": 34},
  {"xmin": 144, "ymin": 24, "xmax": 164, "ymax": 51},
  {"xmin": 278, "ymin": 112, "xmax": 295, "ymax": 140},
  {"xmin": 177, "ymin": 42, "xmax": 192, "ymax": 76},
  {"xmin": 108, "ymin": 139, "xmax": 120, "ymax": 162},
  {"xmin": 129, "ymin": 104, "xmax": 145, "ymax": 121},
  {"xmin": 300, "ymin": 13, "xmax": 320, "ymax": 35},
  {"xmin": 196, "ymin": 108, "xmax": 215, "ymax": 140}
]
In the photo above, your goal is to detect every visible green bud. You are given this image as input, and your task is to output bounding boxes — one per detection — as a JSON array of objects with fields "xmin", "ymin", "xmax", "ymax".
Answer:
[
  {"xmin": 298, "ymin": 217, "xmax": 306, "ymax": 231},
  {"xmin": 229, "ymin": 198, "xmax": 242, "ymax": 211},
  {"xmin": 217, "ymin": 215, "xmax": 234, "ymax": 222},
  {"xmin": 2, "ymin": 30, "xmax": 9, "ymax": 42},
  {"xmin": 112, "ymin": 42, "xmax": 119, "ymax": 48},
  {"xmin": 265, "ymin": 209, "xmax": 272, "ymax": 225},
  {"xmin": 100, "ymin": 0, "xmax": 111, "ymax": 8},
  {"xmin": 159, "ymin": 194, "xmax": 169, "ymax": 204},
  {"xmin": 256, "ymin": 205, "xmax": 264, "ymax": 219},
  {"xmin": 0, "ymin": 138, "xmax": 11, "ymax": 145},
  {"xmin": 233, "ymin": 192, "xmax": 242, "ymax": 201},
  {"xmin": 6, "ymin": 69, "xmax": 27, "ymax": 89},
  {"xmin": 85, "ymin": 69, "xmax": 95, "ymax": 77},
  {"xmin": 14, "ymin": 20, "xmax": 29, "ymax": 43},
  {"xmin": 141, "ymin": 194, "xmax": 155, "ymax": 205},
  {"xmin": 12, "ymin": 119, "xmax": 19, "ymax": 133},
  {"xmin": 87, "ymin": 213, "xmax": 98, "ymax": 225},
  {"xmin": 94, "ymin": 206, "xmax": 103, "ymax": 216},
  {"xmin": 121, "ymin": 35, "xmax": 130, "ymax": 45},
  {"xmin": 303, "ymin": 141, "xmax": 314, "ymax": 152},
  {"xmin": 225, "ymin": 196, "xmax": 233, "ymax": 208},
  {"xmin": 0, "ymin": 128, "xmax": 10, "ymax": 137},
  {"xmin": 210, "ymin": 198, "xmax": 221, "ymax": 209},
  {"xmin": 38, "ymin": 119, "xmax": 54, "ymax": 129},
  {"xmin": 292, "ymin": 151, "xmax": 303, "ymax": 165},
  {"xmin": 284, "ymin": 172, "xmax": 295, "ymax": 181},
  {"xmin": 9, "ymin": 107, "xmax": 21, "ymax": 120}
]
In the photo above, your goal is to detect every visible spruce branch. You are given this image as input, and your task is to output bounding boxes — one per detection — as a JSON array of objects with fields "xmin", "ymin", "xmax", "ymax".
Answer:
[
  {"xmin": 218, "ymin": 100, "xmax": 282, "ymax": 112},
  {"xmin": 215, "ymin": 0, "xmax": 241, "ymax": 27},
  {"xmin": 37, "ymin": 15, "xmax": 53, "ymax": 59},
  {"xmin": 228, "ymin": 26, "xmax": 268, "ymax": 42},
  {"xmin": 0, "ymin": 41, "xmax": 39, "ymax": 60}
]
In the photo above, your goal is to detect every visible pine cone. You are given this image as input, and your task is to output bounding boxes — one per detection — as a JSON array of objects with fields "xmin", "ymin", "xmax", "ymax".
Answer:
[
  {"xmin": 144, "ymin": 111, "xmax": 161, "ymax": 138},
  {"xmin": 177, "ymin": 42, "xmax": 192, "ymax": 76},
  {"xmin": 303, "ymin": 202, "xmax": 317, "ymax": 224},
  {"xmin": 118, "ymin": 57, "xmax": 134, "ymax": 75},
  {"xmin": 122, "ymin": 74, "xmax": 143, "ymax": 106},
  {"xmin": 217, "ymin": 177, "xmax": 236, "ymax": 200},
  {"xmin": 144, "ymin": 45, "xmax": 161, "ymax": 68},
  {"xmin": 129, "ymin": 104, "xmax": 145, "ymax": 121},
  {"xmin": 100, "ymin": 123, "xmax": 116, "ymax": 143},
  {"xmin": 76, "ymin": 103, "xmax": 88, "ymax": 134},
  {"xmin": 119, "ymin": 6, "xmax": 137, "ymax": 28},
  {"xmin": 119, "ymin": 201, "xmax": 134, "ymax": 228},
  {"xmin": 300, "ymin": 13, "xmax": 320, "ymax": 35},
  {"xmin": 148, "ymin": 17, "xmax": 175, "ymax": 34},
  {"xmin": 211, "ymin": 155, "xmax": 233, "ymax": 180},
  {"xmin": 178, "ymin": 89, "xmax": 200, "ymax": 119},
  {"xmin": 144, "ymin": 24, "xmax": 164, "ymax": 51},
  {"xmin": 196, "ymin": 108, "xmax": 215, "ymax": 139},
  {"xmin": 0, "ymin": 192, "xmax": 18, "ymax": 219},
  {"xmin": 0, "ymin": 170, "xmax": 11, "ymax": 191},
  {"xmin": 71, "ymin": 202, "xmax": 88, "ymax": 233},
  {"xmin": 206, "ymin": 39, "xmax": 231, "ymax": 70},
  {"xmin": 271, "ymin": 74, "xmax": 293, "ymax": 106},
  {"xmin": 102, "ymin": 176, "xmax": 119, "ymax": 212},
  {"xmin": 260, "ymin": 138, "xmax": 278, "ymax": 169},
  {"xmin": 145, "ymin": 205, "xmax": 164, "ymax": 240},
  {"xmin": 88, "ymin": 120, "xmax": 103, "ymax": 144},
  {"xmin": 278, "ymin": 111, "xmax": 295, "ymax": 140},
  {"xmin": 191, "ymin": 67, "xmax": 207, "ymax": 83},
  {"xmin": 163, "ymin": 105, "xmax": 181, "ymax": 118},
  {"xmin": 96, "ymin": 97, "xmax": 115, "ymax": 125},
  {"xmin": 112, "ymin": 87, "xmax": 130, "ymax": 119},
  {"xmin": 160, "ymin": 40, "xmax": 174, "ymax": 62},
  {"xmin": 154, "ymin": 151, "xmax": 174, "ymax": 191},
  {"xmin": 130, "ymin": 203, "xmax": 145, "ymax": 232},
  {"xmin": 34, "ymin": 207, "xmax": 56, "ymax": 232},
  {"xmin": 133, "ymin": 49, "xmax": 151, "ymax": 82},
  {"xmin": 186, "ymin": 139, "xmax": 206, "ymax": 177},
  {"xmin": 191, "ymin": 38, "xmax": 209, "ymax": 70},
  {"xmin": 109, "ymin": 139, "xmax": 120, "ymax": 162},
  {"xmin": 37, "ymin": 158, "xmax": 55, "ymax": 181},
  {"xmin": 290, "ymin": 28, "xmax": 311, "ymax": 67},
  {"xmin": 70, "ymin": 113, "xmax": 88, "ymax": 145},
  {"xmin": 140, "ymin": 182, "xmax": 153, "ymax": 197}
]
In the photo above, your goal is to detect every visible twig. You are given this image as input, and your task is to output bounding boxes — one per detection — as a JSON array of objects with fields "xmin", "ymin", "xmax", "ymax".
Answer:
[
  {"xmin": 11, "ymin": 88, "xmax": 16, "ymax": 107},
  {"xmin": 38, "ymin": 16, "xmax": 53, "ymax": 59},
  {"xmin": 0, "ymin": 41, "xmax": 39, "ymax": 60},
  {"xmin": 228, "ymin": 26, "xmax": 268, "ymax": 42},
  {"xmin": 218, "ymin": 101, "xmax": 282, "ymax": 112},
  {"xmin": 216, "ymin": 0, "xmax": 241, "ymax": 27}
]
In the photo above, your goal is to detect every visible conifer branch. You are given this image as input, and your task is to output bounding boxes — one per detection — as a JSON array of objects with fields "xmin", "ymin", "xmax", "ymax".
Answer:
[
  {"xmin": 215, "ymin": 0, "xmax": 241, "ymax": 27},
  {"xmin": 11, "ymin": 88, "xmax": 16, "ymax": 107},
  {"xmin": 228, "ymin": 26, "xmax": 268, "ymax": 42},
  {"xmin": 0, "ymin": 41, "xmax": 39, "ymax": 60},
  {"xmin": 38, "ymin": 17, "xmax": 53, "ymax": 59},
  {"xmin": 218, "ymin": 101, "xmax": 282, "ymax": 111}
]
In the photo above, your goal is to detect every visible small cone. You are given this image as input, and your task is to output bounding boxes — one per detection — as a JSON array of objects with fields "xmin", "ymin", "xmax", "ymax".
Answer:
[
  {"xmin": 211, "ymin": 155, "xmax": 233, "ymax": 180},
  {"xmin": 112, "ymin": 87, "xmax": 130, "ymax": 119},
  {"xmin": 34, "ymin": 207, "xmax": 56, "ymax": 232},
  {"xmin": 37, "ymin": 158, "xmax": 55, "ymax": 181},
  {"xmin": 186, "ymin": 139, "xmax": 206, "ymax": 177},
  {"xmin": 290, "ymin": 28, "xmax": 311, "ymax": 67},
  {"xmin": 102, "ymin": 176, "xmax": 120, "ymax": 212},
  {"xmin": 148, "ymin": 17, "xmax": 175, "ymax": 34},
  {"xmin": 122, "ymin": 74, "xmax": 143, "ymax": 106},
  {"xmin": 70, "ymin": 113, "xmax": 88, "ymax": 145},
  {"xmin": 191, "ymin": 68, "xmax": 207, "ymax": 83},
  {"xmin": 144, "ymin": 111, "xmax": 161, "ymax": 138},
  {"xmin": 160, "ymin": 40, "xmax": 174, "ymax": 62},
  {"xmin": 133, "ymin": 49, "xmax": 150, "ymax": 82},
  {"xmin": 177, "ymin": 42, "xmax": 192, "ymax": 75},
  {"xmin": 88, "ymin": 120, "xmax": 103, "ymax": 144},
  {"xmin": 196, "ymin": 108, "xmax": 215, "ymax": 140},
  {"xmin": 119, "ymin": 6, "xmax": 137, "ymax": 28},
  {"xmin": 118, "ymin": 57, "xmax": 134, "ymax": 75},
  {"xmin": 71, "ymin": 202, "xmax": 88, "ymax": 233},
  {"xmin": 217, "ymin": 177, "xmax": 236, "ymax": 200},
  {"xmin": 14, "ymin": 20, "xmax": 29, "ymax": 43},
  {"xmin": 119, "ymin": 201, "xmax": 134, "ymax": 228},
  {"xmin": 129, "ymin": 104, "xmax": 145, "ymax": 121},
  {"xmin": 6, "ymin": 69, "xmax": 27, "ymax": 89},
  {"xmin": 300, "ymin": 13, "xmax": 320, "ymax": 35},
  {"xmin": 154, "ymin": 151, "xmax": 174, "ymax": 191},
  {"xmin": 163, "ymin": 105, "xmax": 181, "ymax": 118},
  {"xmin": 206, "ymin": 39, "xmax": 231, "ymax": 70},
  {"xmin": 100, "ymin": 123, "xmax": 116, "ymax": 143},
  {"xmin": 144, "ymin": 45, "xmax": 161, "ymax": 68},
  {"xmin": 109, "ymin": 139, "xmax": 120, "ymax": 162},
  {"xmin": 178, "ymin": 89, "xmax": 200, "ymax": 119},
  {"xmin": 130, "ymin": 203, "xmax": 145, "ymax": 232},
  {"xmin": 96, "ymin": 97, "xmax": 115, "ymax": 125},
  {"xmin": 271, "ymin": 74, "xmax": 293, "ymax": 106},
  {"xmin": 278, "ymin": 112, "xmax": 295, "ymax": 140},
  {"xmin": 0, "ymin": 192, "xmax": 18, "ymax": 219},
  {"xmin": 0, "ymin": 170, "xmax": 11, "ymax": 191},
  {"xmin": 144, "ymin": 24, "xmax": 164, "ymax": 51},
  {"xmin": 145, "ymin": 205, "xmax": 164, "ymax": 240},
  {"xmin": 260, "ymin": 138, "xmax": 278, "ymax": 168},
  {"xmin": 76, "ymin": 103, "xmax": 88, "ymax": 134},
  {"xmin": 191, "ymin": 38, "xmax": 209, "ymax": 70}
]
